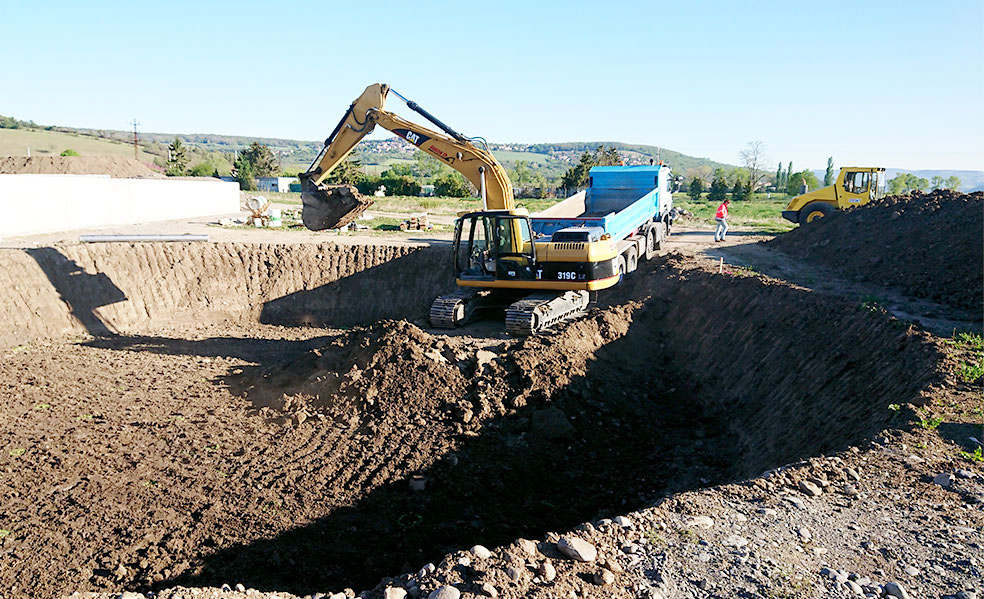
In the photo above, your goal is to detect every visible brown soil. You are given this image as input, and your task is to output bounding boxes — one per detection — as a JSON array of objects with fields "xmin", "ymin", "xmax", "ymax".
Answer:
[
  {"xmin": 0, "ymin": 156, "xmax": 163, "ymax": 178},
  {"xmin": 769, "ymin": 189, "xmax": 984, "ymax": 314},
  {"xmin": 0, "ymin": 243, "xmax": 452, "ymax": 347},
  {"xmin": 0, "ymin": 241, "xmax": 955, "ymax": 599}
]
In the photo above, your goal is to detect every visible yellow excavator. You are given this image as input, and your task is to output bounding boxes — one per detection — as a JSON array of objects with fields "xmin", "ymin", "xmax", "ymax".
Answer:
[{"xmin": 301, "ymin": 83, "xmax": 671, "ymax": 334}]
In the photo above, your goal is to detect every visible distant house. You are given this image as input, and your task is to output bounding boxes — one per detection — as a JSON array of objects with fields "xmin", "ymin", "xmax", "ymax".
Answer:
[
  {"xmin": 420, "ymin": 184, "xmax": 435, "ymax": 197},
  {"xmin": 256, "ymin": 177, "xmax": 297, "ymax": 193}
]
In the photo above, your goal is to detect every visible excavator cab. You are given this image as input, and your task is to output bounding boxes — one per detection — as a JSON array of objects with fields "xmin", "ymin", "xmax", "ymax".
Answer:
[{"xmin": 454, "ymin": 212, "xmax": 536, "ymax": 282}]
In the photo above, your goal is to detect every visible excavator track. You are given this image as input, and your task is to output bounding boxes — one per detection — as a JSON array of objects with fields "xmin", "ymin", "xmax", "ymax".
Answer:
[
  {"xmin": 505, "ymin": 291, "xmax": 591, "ymax": 336},
  {"xmin": 430, "ymin": 289, "xmax": 490, "ymax": 328}
]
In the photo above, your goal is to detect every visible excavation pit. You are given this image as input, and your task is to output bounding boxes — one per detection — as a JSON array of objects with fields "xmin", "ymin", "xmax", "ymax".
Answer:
[{"xmin": 0, "ymin": 243, "xmax": 943, "ymax": 597}]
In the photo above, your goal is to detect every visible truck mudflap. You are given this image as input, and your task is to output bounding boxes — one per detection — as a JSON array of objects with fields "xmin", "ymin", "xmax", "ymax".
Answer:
[{"xmin": 781, "ymin": 210, "xmax": 799, "ymax": 224}]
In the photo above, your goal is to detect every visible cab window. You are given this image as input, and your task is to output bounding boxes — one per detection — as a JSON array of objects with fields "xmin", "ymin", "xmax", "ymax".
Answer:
[{"xmin": 843, "ymin": 172, "xmax": 870, "ymax": 194}]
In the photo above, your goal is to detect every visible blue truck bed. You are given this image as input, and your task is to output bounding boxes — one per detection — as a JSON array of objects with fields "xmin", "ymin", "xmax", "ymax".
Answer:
[{"xmin": 531, "ymin": 165, "xmax": 671, "ymax": 242}]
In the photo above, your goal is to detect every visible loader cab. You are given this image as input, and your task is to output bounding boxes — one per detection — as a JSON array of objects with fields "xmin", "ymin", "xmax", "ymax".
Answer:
[
  {"xmin": 837, "ymin": 167, "xmax": 887, "ymax": 207},
  {"xmin": 454, "ymin": 212, "xmax": 537, "ymax": 282}
]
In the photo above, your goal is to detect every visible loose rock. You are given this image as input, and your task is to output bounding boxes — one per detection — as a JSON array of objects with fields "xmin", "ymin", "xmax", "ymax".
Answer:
[
  {"xmin": 557, "ymin": 536, "xmax": 597, "ymax": 562},
  {"xmin": 428, "ymin": 586, "xmax": 460, "ymax": 599}
]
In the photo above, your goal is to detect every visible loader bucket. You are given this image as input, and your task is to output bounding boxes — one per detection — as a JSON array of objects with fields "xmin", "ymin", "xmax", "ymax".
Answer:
[{"xmin": 300, "ymin": 178, "xmax": 374, "ymax": 231}]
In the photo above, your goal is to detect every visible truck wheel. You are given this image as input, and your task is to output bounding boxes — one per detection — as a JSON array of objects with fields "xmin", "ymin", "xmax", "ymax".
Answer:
[
  {"xmin": 625, "ymin": 247, "xmax": 638, "ymax": 273},
  {"xmin": 800, "ymin": 202, "xmax": 834, "ymax": 224},
  {"xmin": 644, "ymin": 226, "xmax": 658, "ymax": 260},
  {"xmin": 653, "ymin": 222, "xmax": 667, "ymax": 251},
  {"xmin": 616, "ymin": 256, "xmax": 627, "ymax": 282}
]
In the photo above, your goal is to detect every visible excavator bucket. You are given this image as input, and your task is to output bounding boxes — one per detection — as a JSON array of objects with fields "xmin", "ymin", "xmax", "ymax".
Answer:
[{"xmin": 300, "ymin": 178, "xmax": 373, "ymax": 231}]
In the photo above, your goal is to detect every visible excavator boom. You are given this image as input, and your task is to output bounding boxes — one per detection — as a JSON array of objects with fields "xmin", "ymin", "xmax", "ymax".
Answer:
[{"xmin": 301, "ymin": 83, "xmax": 513, "ymax": 230}]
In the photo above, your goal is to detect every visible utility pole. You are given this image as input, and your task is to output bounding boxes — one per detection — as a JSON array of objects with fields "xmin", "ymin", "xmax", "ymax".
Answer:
[{"xmin": 131, "ymin": 119, "xmax": 140, "ymax": 160}]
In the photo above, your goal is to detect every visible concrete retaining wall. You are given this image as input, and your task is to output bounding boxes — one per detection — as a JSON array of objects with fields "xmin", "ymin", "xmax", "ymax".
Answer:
[{"xmin": 0, "ymin": 174, "xmax": 240, "ymax": 237}]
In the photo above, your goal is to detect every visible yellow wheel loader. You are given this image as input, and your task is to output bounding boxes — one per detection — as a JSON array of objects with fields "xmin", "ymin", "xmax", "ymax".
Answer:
[{"xmin": 782, "ymin": 167, "xmax": 886, "ymax": 225}]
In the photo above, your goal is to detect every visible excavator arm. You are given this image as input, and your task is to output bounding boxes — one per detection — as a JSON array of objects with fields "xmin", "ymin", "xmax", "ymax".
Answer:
[{"xmin": 301, "ymin": 83, "xmax": 514, "ymax": 230}]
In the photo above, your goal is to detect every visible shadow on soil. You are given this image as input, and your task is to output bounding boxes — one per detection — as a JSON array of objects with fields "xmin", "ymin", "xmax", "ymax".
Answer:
[
  {"xmin": 24, "ymin": 247, "xmax": 127, "ymax": 336},
  {"xmin": 258, "ymin": 248, "xmax": 453, "ymax": 328},
  {"xmin": 160, "ymin": 265, "xmax": 944, "ymax": 596}
]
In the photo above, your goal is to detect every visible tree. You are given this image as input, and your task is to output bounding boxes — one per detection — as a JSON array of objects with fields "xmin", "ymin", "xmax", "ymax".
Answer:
[
  {"xmin": 326, "ymin": 157, "xmax": 363, "ymax": 185},
  {"xmin": 888, "ymin": 173, "xmax": 931, "ymax": 194},
  {"xmin": 559, "ymin": 146, "xmax": 624, "ymax": 193},
  {"xmin": 188, "ymin": 162, "xmax": 215, "ymax": 177},
  {"xmin": 239, "ymin": 142, "xmax": 277, "ymax": 178},
  {"xmin": 687, "ymin": 177, "xmax": 704, "ymax": 202},
  {"xmin": 60, "ymin": 149, "xmax": 79, "ymax": 157},
  {"xmin": 233, "ymin": 155, "xmax": 256, "ymax": 191},
  {"xmin": 775, "ymin": 163, "xmax": 783, "ymax": 190},
  {"xmin": 379, "ymin": 171, "xmax": 421, "ymax": 196},
  {"xmin": 785, "ymin": 162, "xmax": 793, "ymax": 190},
  {"xmin": 708, "ymin": 171, "xmax": 729, "ymax": 202},
  {"xmin": 165, "ymin": 137, "xmax": 189, "ymax": 176},
  {"xmin": 434, "ymin": 172, "xmax": 471, "ymax": 197},
  {"xmin": 824, "ymin": 157, "xmax": 834, "ymax": 186},
  {"xmin": 731, "ymin": 179, "xmax": 751, "ymax": 201},
  {"xmin": 739, "ymin": 141, "xmax": 768, "ymax": 191},
  {"xmin": 945, "ymin": 175, "xmax": 962, "ymax": 190},
  {"xmin": 787, "ymin": 170, "xmax": 820, "ymax": 196}
]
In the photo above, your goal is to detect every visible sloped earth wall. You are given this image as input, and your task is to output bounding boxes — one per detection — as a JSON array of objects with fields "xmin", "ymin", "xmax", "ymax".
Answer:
[
  {"xmin": 0, "ymin": 242, "xmax": 453, "ymax": 346},
  {"xmin": 0, "ymin": 246, "xmax": 943, "ymax": 598}
]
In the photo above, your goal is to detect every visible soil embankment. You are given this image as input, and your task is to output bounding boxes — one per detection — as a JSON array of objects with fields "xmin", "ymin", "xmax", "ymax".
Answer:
[
  {"xmin": 0, "ymin": 156, "xmax": 163, "ymax": 178},
  {"xmin": 0, "ymin": 243, "xmax": 453, "ymax": 346},
  {"xmin": 769, "ymin": 189, "xmax": 983, "ymax": 314}
]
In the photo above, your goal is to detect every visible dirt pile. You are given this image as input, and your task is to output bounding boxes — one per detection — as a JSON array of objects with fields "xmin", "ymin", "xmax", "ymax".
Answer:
[
  {"xmin": 0, "ymin": 155, "xmax": 163, "ymax": 178},
  {"xmin": 769, "ymin": 189, "xmax": 983, "ymax": 314}
]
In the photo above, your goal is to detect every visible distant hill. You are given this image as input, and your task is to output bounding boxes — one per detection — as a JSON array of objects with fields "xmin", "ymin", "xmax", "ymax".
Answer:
[
  {"xmin": 0, "ymin": 127, "xmax": 158, "ymax": 163},
  {"xmin": 0, "ymin": 116, "xmax": 732, "ymax": 181},
  {"xmin": 810, "ymin": 168, "xmax": 984, "ymax": 193}
]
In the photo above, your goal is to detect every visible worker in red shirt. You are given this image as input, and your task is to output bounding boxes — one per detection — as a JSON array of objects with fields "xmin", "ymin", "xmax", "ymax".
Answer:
[{"xmin": 714, "ymin": 198, "xmax": 730, "ymax": 242}]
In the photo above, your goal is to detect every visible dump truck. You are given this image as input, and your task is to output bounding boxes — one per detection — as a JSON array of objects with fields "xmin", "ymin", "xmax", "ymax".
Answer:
[
  {"xmin": 782, "ymin": 167, "xmax": 886, "ymax": 224},
  {"xmin": 531, "ymin": 165, "xmax": 673, "ymax": 278},
  {"xmin": 300, "ymin": 83, "xmax": 671, "ymax": 334}
]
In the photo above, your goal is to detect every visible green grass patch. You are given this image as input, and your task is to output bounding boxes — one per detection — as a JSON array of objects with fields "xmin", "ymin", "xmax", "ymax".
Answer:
[{"xmin": 672, "ymin": 194, "xmax": 795, "ymax": 234}]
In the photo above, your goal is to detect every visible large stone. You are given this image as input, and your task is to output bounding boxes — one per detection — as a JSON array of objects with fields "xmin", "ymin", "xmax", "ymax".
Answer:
[
  {"xmin": 539, "ymin": 560, "xmax": 557, "ymax": 582},
  {"xmin": 686, "ymin": 516, "xmax": 714, "ymax": 529},
  {"xmin": 594, "ymin": 569, "xmax": 616, "ymax": 585},
  {"xmin": 557, "ymin": 536, "xmax": 597, "ymax": 562},
  {"xmin": 884, "ymin": 582, "xmax": 911, "ymax": 599},
  {"xmin": 384, "ymin": 588, "xmax": 408, "ymax": 599},
  {"xmin": 470, "ymin": 545, "xmax": 492, "ymax": 559},
  {"xmin": 799, "ymin": 480, "xmax": 822, "ymax": 497},
  {"xmin": 428, "ymin": 586, "xmax": 461, "ymax": 599},
  {"xmin": 934, "ymin": 472, "xmax": 954, "ymax": 488},
  {"xmin": 479, "ymin": 583, "xmax": 498, "ymax": 598}
]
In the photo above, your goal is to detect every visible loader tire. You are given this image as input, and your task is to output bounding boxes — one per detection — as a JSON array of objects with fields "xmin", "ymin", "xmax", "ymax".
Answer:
[{"xmin": 800, "ymin": 202, "xmax": 834, "ymax": 224}]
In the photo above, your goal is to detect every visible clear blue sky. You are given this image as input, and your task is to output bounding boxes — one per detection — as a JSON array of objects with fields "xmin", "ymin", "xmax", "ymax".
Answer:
[{"xmin": 3, "ymin": 0, "xmax": 982, "ymax": 171}]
